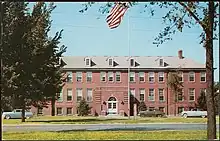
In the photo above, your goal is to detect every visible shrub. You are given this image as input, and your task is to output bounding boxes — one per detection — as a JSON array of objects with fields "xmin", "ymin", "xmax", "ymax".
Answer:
[{"xmin": 77, "ymin": 98, "xmax": 91, "ymax": 116}]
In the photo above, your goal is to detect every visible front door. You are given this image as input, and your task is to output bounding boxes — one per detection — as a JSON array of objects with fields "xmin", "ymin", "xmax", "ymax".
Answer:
[{"xmin": 107, "ymin": 97, "xmax": 117, "ymax": 115}]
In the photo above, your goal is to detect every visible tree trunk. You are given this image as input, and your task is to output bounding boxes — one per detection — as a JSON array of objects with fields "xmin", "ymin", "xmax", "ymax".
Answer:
[
  {"xmin": 21, "ymin": 99, "xmax": 25, "ymax": 122},
  {"xmin": 206, "ymin": 1, "xmax": 216, "ymax": 139},
  {"xmin": 51, "ymin": 96, "xmax": 55, "ymax": 116}
]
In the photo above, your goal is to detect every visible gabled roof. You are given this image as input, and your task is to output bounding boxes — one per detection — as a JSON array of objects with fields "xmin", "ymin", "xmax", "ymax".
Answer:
[{"xmin": 61, "ymin": 56, "xmax": 205, "ymax": 70}]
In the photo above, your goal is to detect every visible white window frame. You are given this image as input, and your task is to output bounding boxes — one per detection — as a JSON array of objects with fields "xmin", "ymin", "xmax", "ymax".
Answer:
[
  {"xmin": 108, "ymin": 72, "xmax": 114, "ymax": 82},
  {"xmin": 188, "ymin": 72, "xmax": 195, "ymax": 82},
  {"xmin": 178, "ymin": 89, "xmax": 184, "ymax": 102},
  {"xmin": 200, "ymin": 72, "xmax": 206, "ymax": 82},
  {"xmin": 58, "ymin": 89, "xmax": 63, "ymax": 102},
  {"xmin": 76, "ymin": 72, "xmax": 82, "ymax": 82},
  {"xmin": 86, "ymin": 72, "xmax": 92, "ymax": 82},
  {"xmin": 179, "ymin": 72, "xmax": 184, "ymax": 82},
  {"xmin": 76, "ymin": 88, "xmax": 83, "ymax": 102},
  {"xmin": 148, "ymin": 88, "xmax": 155, "ymax": 101},
  {"xmin": 189, "ymin": 88, "xmax": 195, "ymax": 101},
  {"xmin": 158, "ymin": 72, "xmax": 164, "ymax": 82},
  {"xmin": 56, "ymin": 107, "xmax": 62, "ymax": 115},
  {"xmin": 148, "ymin": 72, "xmax": 155, "ymax": 83},
  {"xmin": 139, "ymin": 72, "xmax": 145, "ymax": 82},
  {"xmin": 85, "ymin": 58, "xmax": 91, "ymax": 66},
  {"xmin": 66, "ymin": 107, "xmax": 72, "ymax": 115},
  {"xmin": 86, "ymin": 88, "xmax": 93, "ymax": 102},
  {"xmin": 100, "ymin": 72, "xmax": 106, "ymax": 82},
  {"xmin": 139, "ymin": 88, "xmax": 145, "ymax": 101},
  {"xmin": 66, "ymin": 71, "xmax": 73, "ymax": 83},
  {"xmin": 67, "ymin": 88, "xmax": 72, "ymax": 101},
  {"xmin": 129, "ymin": 72, "xmax": 135, "ymax": 82},
  {"xmin": 116, "ymin": 72, "xmax": 121, "ymax": 82},
  {"xmin": 108, "ymin": 58, "xmax": 113, "ymax": 66},
  {"xmin": 158, "ymin": 88, "xmax": 164, "ymax": 102}
]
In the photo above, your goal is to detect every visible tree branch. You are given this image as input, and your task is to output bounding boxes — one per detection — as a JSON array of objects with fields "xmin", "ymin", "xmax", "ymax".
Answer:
[{"xmin": 178, "ymin": 2, "xmax": 207, "ymax": 31}]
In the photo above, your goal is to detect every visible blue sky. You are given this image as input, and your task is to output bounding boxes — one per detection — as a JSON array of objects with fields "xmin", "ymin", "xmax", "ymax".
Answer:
[{"xmin": 30, "ymin": 2, "xmax": 219, "ymax": 81}]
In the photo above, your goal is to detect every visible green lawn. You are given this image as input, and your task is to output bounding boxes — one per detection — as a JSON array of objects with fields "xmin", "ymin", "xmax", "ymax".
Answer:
[
  {"xmin": 3, "ymin": 130, "xmax": 217, "ymax": 140},
  {"xmin": 3, "ymin": 116, "xmax": 219, "ymax": 124}
]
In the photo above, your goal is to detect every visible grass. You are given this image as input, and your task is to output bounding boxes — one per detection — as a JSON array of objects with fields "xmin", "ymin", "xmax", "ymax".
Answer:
[
  {"xmin": 3, "ymin": 115, "xmax": 219, "ymax": 125},
  {"xmin": 3, "ymin": 130, "xmax": 216, "ymax": 140}
]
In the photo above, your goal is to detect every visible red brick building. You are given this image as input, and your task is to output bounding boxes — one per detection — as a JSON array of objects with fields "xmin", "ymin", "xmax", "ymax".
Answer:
[{"xmin": 31, "ymin": 50, "xmax": 207, "ymax": 116}]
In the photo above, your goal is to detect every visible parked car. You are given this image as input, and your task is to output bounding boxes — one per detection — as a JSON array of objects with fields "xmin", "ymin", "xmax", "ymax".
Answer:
[
  {"xmin": 2, "ymin": 109, "xmax": 33, "ymax": 119},
  {"xmin": 138, "ymin": 109, "xmax": 166, "ymax": 117},
  {"xmin": 180, "ymin": 109, "xmax": 207, "ymax": 118}
]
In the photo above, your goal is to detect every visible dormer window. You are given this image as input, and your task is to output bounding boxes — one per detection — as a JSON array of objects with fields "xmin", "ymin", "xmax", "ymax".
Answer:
[
  {"xmin": 85, "ymin": 58, "xmax": 91, "ymax": 66},
  {"xmin": 159, "ymin": 59, "xmax": 163, "ymax": 67},
  {"xmin": 130, "ymin": 58, "xmax": 134, "ymax": 67},
  {"xmin": 108, "ymin": 58, "xmax": 113, "ymax": 66}
]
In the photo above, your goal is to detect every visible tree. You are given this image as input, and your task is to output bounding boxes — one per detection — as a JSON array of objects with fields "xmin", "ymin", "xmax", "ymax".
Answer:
[
  {"xmin": 196, "ymin": 90, "xmax": 207, "ymax": 111},
  {"xmin": 77, "ymin": 99, "xmax": 91, "ymax": 116},
  {"xmin": 1, "ymin": 2, "xmax": 66, "ymax": 122},
  {"xmin": 138, "ymin": 101, "xmax": 147, "ymax": 112},
  {"xmin": 167, "ymin": 71, "xmax": 183, "ymax": 116},
  {"xmin": 79, "ymin": 2, "xmax": 219, "ymax": 139}
]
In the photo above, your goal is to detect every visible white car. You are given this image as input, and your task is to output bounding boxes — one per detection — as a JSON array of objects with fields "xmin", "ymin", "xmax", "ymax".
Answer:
[
  {"xmin": 2, "ymin": 109, "xmax": 33, "ymax": 119},
  {"xmin": 181, "ymin": 109, "xmax": 207, "ymax": 118}
]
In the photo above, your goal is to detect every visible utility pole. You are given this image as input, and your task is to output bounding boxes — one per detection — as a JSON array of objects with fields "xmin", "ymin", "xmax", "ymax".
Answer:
[{"xmin": 0, "ymin": 1, "xmax": 4, "ymax": 140}]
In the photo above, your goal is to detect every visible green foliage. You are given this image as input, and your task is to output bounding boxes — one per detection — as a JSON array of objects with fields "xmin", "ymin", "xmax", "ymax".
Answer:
[
  {"xmin": 77, "ymin": 99, "xmax": 92, "ymax": 116},
  {"xmin": 167, "ymin": 71, "xmax": 183, "ymax": 102},
  {"xmin": 197, "ymin": 90, "xmax": 207, "ymax": 111},
  {"xmin": 138, "ymin": 101, "xmax": 147, "ymax": 112},
  {"xmin": 1, "ymin": 2, "xmax": 66, "ymax": 120}
]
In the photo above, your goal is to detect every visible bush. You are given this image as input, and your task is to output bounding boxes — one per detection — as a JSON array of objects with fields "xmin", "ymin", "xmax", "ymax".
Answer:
[
  {"xmin": 77, "ymin": 98, "xmax": 91, "ymax": 116},
  {"xmin": 138, "ymin": 101, "xmax": 147, "ymax": 112}
]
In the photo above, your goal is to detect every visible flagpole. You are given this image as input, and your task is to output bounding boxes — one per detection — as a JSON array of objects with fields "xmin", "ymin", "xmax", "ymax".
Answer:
[{"xmin": 127, "ymin": 10, "xmax": 130, "ymax": 119}]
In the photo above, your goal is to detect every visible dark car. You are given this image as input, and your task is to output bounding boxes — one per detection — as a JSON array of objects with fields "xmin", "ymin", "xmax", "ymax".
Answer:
[{"xmin": 138, "ymin": 109, "xmax": 165, "ymax": 117}]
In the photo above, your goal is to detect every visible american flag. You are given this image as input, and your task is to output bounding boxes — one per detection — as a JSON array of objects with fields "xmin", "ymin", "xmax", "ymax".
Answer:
[{"xmin": 106, "ymin": 2, "xmax": 129, "ymax": 29}]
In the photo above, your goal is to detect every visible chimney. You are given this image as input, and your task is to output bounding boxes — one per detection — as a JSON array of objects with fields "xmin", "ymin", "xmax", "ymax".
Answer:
[{"xmin": 178, "ymin": 50, "xmax": 183, "ymax": 59}]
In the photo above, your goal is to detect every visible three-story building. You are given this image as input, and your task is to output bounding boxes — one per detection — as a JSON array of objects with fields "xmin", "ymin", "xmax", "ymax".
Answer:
[{"xmin": 31, "ymin": 50, "xmax": 207, "ymax": 116}]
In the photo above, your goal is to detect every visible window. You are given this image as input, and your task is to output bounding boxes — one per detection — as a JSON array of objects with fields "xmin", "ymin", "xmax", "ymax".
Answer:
[
  {"xmin": 85, "ymin": 58, "xmax": 90, "ymax": 66},
  {"xmin": 139, "ymin": 89, "xmax": 145, "ymax": 101},
  {"xmin": 76, "ymin": 72, "xmax": 82, "ymax": 82},
  {"xmin": 158, "ymin": 88, "xmax": 164, "ymax": 102},
  {"xmin": 158, "ymin": 72, "xmax": 164, "ymax": 82},
  {"xmin": 67, "ymin": 88, "xmax": 72, "ymax": 101},
  {"xmin": 100, "ymin": 72, "xmax": 106, "ymax": 82},
  {"xmin": 86, "ymin": 72, "xmax": 92, "ymax": 82},
  {"xmin": 76, "ymin": 88, "xmax": 83, "ymax": 102},
  {"xmin": 109, "ymin": 58, "xmax": 113, "ymax": 66},
  {"xmin": 116, "ymin": 72, "xmax": 121, "ymax": 82},
  {"xmin": 148, "ymin": 88, "xmax": 155, "ymax": 101},
  {"xmin": 130, "ymin": 58, "xmax": 135, "ymax": 67},
  {"xmin": 108, "ymin": 72, "xmax": 114, "ymax": 82},
  {"xmin": 159, "ymin": 107, "xmax": 165, "ymax": 112},
  {"xmin": 148, "ymin": 72, "xmax": 154, "ymax": 83},
  {"xmin": 188, "ymin": 72, "xmax": 195, "ymax": 82},
  {"xmin": 159, "ymin": 59, "xmax": 163, "ymax": 66},
  {"xmin": 139, "ymin": 72, "xmax": 145, "ymax": 82},
  {"xmin": 178, "ymin": 107, "xmax": 184, "ymax": 114},
  {"xmin": 178, "ymin": 89, "xmax": 184, "ymax": 101},
  {"xmin": 87, "ymin": 88, "xmax": 93, "ymax": 102},
  {"xmin": 179, "ymin": 72, "xmax": 183, "ymax": 82},
  {"xmin": 56, "ymin": 107, "xmax": 62, "ymax": 115},
  {"xmin": 58, "ymin": 89, "xmax": 63, "ymax": 102},
  {"xmin": 130, "ymin": 89, "xmax": 135, "ymax": 102},
  {"xmin": 67, "ymin": 108, "xmax": 72, "ymax": 115},
  {"xmin": 37, "ymin": 107, "xmax": 43, "ymax": 115},
  {"xmin": 66, "ymin": 71, "xmax": 72, "ymax": 83},
  {"xmin": 200, "ymin": 72, "xmax": 206, "ymax": 82},
  {"xmin": 189, "ymin": 88, "xmax": 195, "ymax": 101},
  {"xmin": 130, "ymin": 72, "xmax": 135, "ymax": 82}
]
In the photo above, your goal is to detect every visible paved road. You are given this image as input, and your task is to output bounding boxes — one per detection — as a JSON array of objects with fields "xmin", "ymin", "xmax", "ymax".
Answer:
[{"xmin": 3, "ymin": 123, "xmax": 219, "ymax": 132}]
